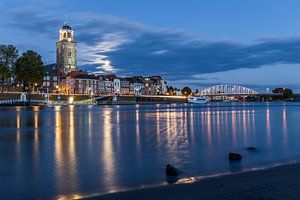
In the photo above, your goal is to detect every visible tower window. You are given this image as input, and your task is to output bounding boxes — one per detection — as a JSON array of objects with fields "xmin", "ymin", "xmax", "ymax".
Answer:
[
  {"xmin": 68, "ymin": 32, "xmax": 71, "ymax": 38},
  {"xmin": 63, "ymin": 33, "xmax": 66, "ymax": 38}
]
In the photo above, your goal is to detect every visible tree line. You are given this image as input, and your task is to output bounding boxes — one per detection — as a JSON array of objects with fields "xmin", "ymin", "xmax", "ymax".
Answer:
[{"xmin": 0, "ymin": 45, "xmax": 45, "ymax": 93}]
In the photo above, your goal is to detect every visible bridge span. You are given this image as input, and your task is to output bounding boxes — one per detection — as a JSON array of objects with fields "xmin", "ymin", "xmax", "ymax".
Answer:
[{"xmin": 200, "ymin": 84, "xmax": 258, "ymax": 96}]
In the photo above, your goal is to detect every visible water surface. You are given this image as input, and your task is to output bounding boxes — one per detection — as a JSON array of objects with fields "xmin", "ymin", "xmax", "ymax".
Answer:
[{"xmin": 0, "ymin": 103, "xmax": 300, "ymax": 199}]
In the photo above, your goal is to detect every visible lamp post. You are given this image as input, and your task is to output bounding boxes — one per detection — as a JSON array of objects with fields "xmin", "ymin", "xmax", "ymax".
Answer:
[
  {"xmin": 34, "ymin": 83, "xmax": 37, "ymax": 93},
  {"xmin": 46, "ymin": 72, "xmax": 49, "ymax": 104}
]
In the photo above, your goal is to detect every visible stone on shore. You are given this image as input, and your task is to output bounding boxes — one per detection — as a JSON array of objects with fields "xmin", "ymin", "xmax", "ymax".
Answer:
[
  {"xmin": 229, "ymin": 153, "xmax": 242, "ymax": 161},
  {"xmin": 165, "ymin": 164, "xmax": 182, "ymax": 176}
]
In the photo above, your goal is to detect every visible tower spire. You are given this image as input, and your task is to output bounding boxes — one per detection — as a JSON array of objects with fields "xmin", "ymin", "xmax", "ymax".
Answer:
[{"xmin": 64, "ymin": 14, "xmax": 68, "ymax": 26}]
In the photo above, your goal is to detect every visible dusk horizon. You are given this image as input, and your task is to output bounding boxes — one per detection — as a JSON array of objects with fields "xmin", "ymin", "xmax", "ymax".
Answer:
[
  {"xmin": 2, "ymin": 1, "xmax": 300, "ymax": 200},
  {"xmin": 2, "ymin": 0, "xmax": 300, "ymax": 92}
]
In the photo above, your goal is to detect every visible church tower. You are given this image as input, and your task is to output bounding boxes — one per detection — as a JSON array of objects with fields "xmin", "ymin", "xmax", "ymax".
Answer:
[{"xmin": 56, "ymin": 20, "xmax": 77, "ymax": 74}]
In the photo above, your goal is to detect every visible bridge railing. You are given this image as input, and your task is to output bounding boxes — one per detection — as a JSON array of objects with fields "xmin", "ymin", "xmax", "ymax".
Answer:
[{"xmin": 0, "ymin": 99, "xmax": 46, "ymax": 105}]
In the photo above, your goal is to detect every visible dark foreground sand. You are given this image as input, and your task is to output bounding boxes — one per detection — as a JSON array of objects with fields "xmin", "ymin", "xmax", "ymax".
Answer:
[{"xmin": 83, "ymin": 163, "xmax": 300, "ymax": 200}]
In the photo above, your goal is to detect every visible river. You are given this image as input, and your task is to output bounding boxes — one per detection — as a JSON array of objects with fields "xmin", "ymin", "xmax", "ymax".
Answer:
[{"xmin": 0, "ymin": 103, "xmax": 299, "ymax": 199}]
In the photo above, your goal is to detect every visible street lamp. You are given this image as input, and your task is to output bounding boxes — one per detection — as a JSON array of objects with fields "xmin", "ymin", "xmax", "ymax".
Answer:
[
  {"xmin": 46, "ymin": 72, "xmax": 49, "ymax": 104},
  {"xmin": 34, "ymin": 83, "xmax": 38, "ymax": 93}
]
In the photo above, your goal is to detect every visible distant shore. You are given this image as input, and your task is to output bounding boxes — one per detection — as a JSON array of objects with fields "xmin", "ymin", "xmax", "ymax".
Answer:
[{"xmin": 83, "ymin": 162, "xmax": 300, "ymax": 200}]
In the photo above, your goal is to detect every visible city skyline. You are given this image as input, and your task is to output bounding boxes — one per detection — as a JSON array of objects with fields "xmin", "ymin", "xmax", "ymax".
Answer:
[{"xmin": 1, "ymin": 0, "xmax": 300, "ymax": 91}]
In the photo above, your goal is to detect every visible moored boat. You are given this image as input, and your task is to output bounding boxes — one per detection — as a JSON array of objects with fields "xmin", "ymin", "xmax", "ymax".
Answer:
[{"xmin": 188, "ymin": 96, "xmax": 209, "ymax": 104}]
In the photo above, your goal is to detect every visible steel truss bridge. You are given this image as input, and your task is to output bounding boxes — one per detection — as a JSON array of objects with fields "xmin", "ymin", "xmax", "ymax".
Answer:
[{"xmin": 200, "ymin": 84, "xmax": 258, "ymax": 96}]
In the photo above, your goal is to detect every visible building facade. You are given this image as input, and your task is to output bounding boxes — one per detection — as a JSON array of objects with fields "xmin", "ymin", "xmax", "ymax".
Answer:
[
  {"xmin": 56, "ymin": 21, "xmax": 77, "ymax": 75},
  {"xmin": 60, "ymin": 71, "xmax": 98, "ymax": 95}
]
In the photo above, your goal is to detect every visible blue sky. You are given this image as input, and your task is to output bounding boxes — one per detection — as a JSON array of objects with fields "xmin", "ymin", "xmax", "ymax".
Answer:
[{"xmin": 1, "ymin": 0, "xmax": 300, "ymax": 92}]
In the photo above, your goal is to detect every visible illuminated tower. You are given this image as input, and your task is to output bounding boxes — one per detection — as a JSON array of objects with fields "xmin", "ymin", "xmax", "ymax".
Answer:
[{"xmin": 56, "ymin": 20, "xmax": 77, "ymax": 74}]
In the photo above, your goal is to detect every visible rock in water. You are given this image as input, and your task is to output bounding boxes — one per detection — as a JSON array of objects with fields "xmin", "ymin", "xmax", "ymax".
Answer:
[
  {"xmin": 165, "ymin": 164, "xmax": 181, "ymax": 176},
  {"xmin": 228, "ymin": 153, "xmax": 242, "ymax": 161},
  {"xmin": 245, "ymin": 147, "xmax": 256, "ymax": 151}
]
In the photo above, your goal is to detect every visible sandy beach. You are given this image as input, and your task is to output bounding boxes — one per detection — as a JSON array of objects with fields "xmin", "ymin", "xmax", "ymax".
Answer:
[{"xmin": 83, "ymin": 163, "xmax": 300, "ymax": 200}]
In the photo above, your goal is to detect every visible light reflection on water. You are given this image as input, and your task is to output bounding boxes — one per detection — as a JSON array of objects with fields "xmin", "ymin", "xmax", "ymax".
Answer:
[{"xmin": 0, "ymin": 103, "xmax": 299, "ymax": 199}]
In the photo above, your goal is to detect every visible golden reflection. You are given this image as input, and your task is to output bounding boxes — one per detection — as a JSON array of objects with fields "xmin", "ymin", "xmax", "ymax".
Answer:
[
  {"xmin": 54, "ymin": 106, "xmax": 63, "ymax": 192},
  {"xmin": 224, "ymin": 110, "xmax": 229, "ymax": 139},
  {"xmin": 266, "ymin": 106, "xmax": 271, "ymax": 145},
  {"xmin": 88, "ymin": 110, "xmax": 92, "ymax": 134},
  {"xmin": 189, "ymin": 108, "xmax": 195, "ymax": 143},
  {"xmin": 201, "ymin": 111, "xmax": 205, "ymax": 143},
  {"xmin": 251, "ymin": 110, "xmax": 255, "ymax": 134},
  {"xmin": 171, "ymin": 108, "xmax": 178, "ymax": 147},
  {"xmin": 16, "ymin": 107, "xmax": 21, "ymax": 163},
  {"xmin": 206, "ymin": 108, "xmax": 212, "ymax": 145},
  {"xmin": 102, "ymin": 108, "xmax": 116, "ymax": 187},
  {"xmin": 33, "ymin": 109, "xmax": 39, "ymax": 169},
  {"xmin": 216, "ymin": 111, "xmax": 221, "ymax": 140},
  {"xmin": 57, "ymin": 193, "xmax": 83, "ymax": 200},
  {"xmin": 184, "ymin": 107, "xmax": 188, "ymax": 139},
  {"xmin": 232, "ymin": 110, "xmax": 236, "ymax": 145},
  {"xmin": 156, "ymin": 107, "xmax": 161, "ymax": 145},
  {"xmin": 166, "ymin": 108, "xmax": 171, "ymax": 143},
  {"xmin": 87, "ymin": 110, "xmax": 92, "ymax": 151},
  {"xmin": 282, "ymin": 106, "xmax": 288, "ymax": 145},
  {"xmin": 54, "ymin": 106, "xmax": 78, "ymax": 192},
  {"xmin": 176, "ymin": 177, "xmax": 197, "ymax": 184},
  {"xmin": 135, "ymin": 108, "xmax": 140, "ymax": 149},
  {"xmin": 116, "ymin": 109, "xmax": 120, "ymax": 146},
  {"xmin": 16, "ymin": 107, "xmax": 21, "ymax": 129},
  {"xmin": 242, "ymin": 110, "xmax": 247, "ymax": 145},
  {"xmin": 68, "ymin": 105, "xmax": 78, "ymax": 190}
]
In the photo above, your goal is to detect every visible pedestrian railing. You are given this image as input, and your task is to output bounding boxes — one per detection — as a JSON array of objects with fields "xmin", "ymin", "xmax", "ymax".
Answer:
[{"xmin": 0, "ymin": 99, "xmax": 46, "ymax": 105}]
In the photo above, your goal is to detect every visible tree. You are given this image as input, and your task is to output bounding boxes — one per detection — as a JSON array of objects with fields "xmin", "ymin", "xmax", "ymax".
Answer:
[
  {"xmin": 14, "ymin": 50, "xmax": 44, "ymax": 92},
  {"xmin": 181, "ymin": 86, "xmax": 192, "ymax": 96},
  {"xmin": 167, "ymin": 86, "xmax": 174, "ymax": 95},
  {"xmin": 272, "ymin": 88, "xmax": 293, "ymax": 99},
  {"xmin": 0, "ymin": 45, "xmax": 18, "ymax": 92}
]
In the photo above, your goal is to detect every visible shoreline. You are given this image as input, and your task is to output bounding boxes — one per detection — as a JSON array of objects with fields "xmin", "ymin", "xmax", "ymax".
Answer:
[{"xmin": 82, "ymin": 162, "xmax": 300, "ymax": 200}]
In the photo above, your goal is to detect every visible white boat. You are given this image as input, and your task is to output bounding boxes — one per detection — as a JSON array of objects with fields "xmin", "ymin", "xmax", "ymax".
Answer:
[{"xmin": 188, "ymin": 96, "xmax": 209, "ymax": 104}]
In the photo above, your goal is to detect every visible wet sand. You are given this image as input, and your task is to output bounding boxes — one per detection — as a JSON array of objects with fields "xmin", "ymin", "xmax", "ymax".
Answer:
[{"xmin": 83, "ymin": 163, "xmax": 300, "ymax": 200}]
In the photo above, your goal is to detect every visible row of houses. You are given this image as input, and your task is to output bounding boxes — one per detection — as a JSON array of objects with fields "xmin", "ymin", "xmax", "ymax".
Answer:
[{"xmin": 43, "ymin": 65, "xmax": 167, "ymax": 96}]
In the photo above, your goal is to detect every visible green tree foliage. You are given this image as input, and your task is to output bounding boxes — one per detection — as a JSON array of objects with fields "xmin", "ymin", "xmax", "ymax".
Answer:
[
  {"xmin": 181, "ymin": 86, "xmax": 192, "ymax": 96},
  {"xmin": 167, "ymin": 86, "xmax": 181, "ymax": 95},
  {"xmin": 272, "ymin": 87, "xmax": 293, "ymax": 99},
  {"xmin": 14, "ymin": 50, "xmax": 44, "ymax": 92},
  {"xmin": 0, "ymin": 45, "xmax": 18, "ymax": 91}
]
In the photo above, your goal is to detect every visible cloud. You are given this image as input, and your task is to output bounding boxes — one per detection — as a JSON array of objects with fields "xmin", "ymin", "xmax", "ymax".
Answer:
[
  {"xmin": 5, "ymin": 7, "xmax": 300, "ymax": 90},
  {"xmin": 7, "ymin": 10, "xmax": 61, "ymax": 39}
]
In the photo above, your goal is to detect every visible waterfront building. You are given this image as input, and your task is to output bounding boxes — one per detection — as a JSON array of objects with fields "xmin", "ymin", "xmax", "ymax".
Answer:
[
  {"xmin": 113, "ymin": 78, "xmax": 121, "ymax": 95},
  {"xmin": 60, "ymin": 71, "xmax": 98, "ymax": 94},
  {"xmin": 56, "ymin": 20, "xmax": 77, "ymax": 75},
  {"xmin": 126, "ymin": 76, "xmax": 144, "ymax": 95},
  {"xmin": 42, "ymin": 64, "xmax": 63, "ymax": 92},
  {"xmin": 148, "ymin": 76, "xmax": 167, "ymax": 95},
  {"xmin": 98, "ymin": 74, "xmax": 116, "ymax": 94},
  {"xmin": 142, "ymin": 77, "xmax": 153, "ymax": 95},
  {"xmin": 120, "ymin": 78, "xmax": 130, "ymax": 95}
]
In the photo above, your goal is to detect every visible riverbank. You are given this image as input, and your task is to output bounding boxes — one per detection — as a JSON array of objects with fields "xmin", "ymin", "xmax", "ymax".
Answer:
[{"xmin": 83, "ymin": 163, "xmax": 300, "ymax": 200}]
